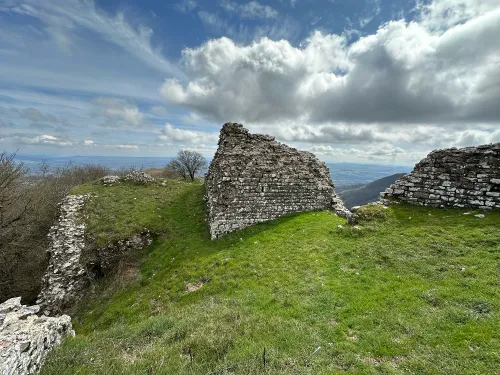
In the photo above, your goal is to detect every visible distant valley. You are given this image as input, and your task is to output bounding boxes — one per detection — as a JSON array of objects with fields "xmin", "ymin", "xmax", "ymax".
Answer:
[{"xmin": 338, "ymin": 173, "xmax": 407, "ymax": 209}]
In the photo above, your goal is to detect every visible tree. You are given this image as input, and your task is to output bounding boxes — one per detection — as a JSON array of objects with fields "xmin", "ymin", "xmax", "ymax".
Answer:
[
  {"xmin": 0, "ymin": 152, "xmax": 30, "ymax": 233},
  {"xmin": 166, "ymin": 150, "xmax": 208, "ymax": 181}
]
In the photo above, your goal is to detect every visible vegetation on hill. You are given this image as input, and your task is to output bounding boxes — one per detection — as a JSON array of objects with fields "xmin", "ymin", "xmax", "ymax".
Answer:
[
  {"xmin": 0, "ymin": 153, "xmax": 110, "ymax": 303},
  {"xmin": 339, "ymin": 173, "xmax": 407, "ymax": 209},
  {"xmin": 42, "ymin": 180, "xmax": 499, "ymax": 374}
]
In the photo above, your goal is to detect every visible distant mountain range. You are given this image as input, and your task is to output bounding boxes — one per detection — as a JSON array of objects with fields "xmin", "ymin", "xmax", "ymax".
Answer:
[{"xmin": 338, "ymin": 173, "xmax": 407, "ymax": 209}]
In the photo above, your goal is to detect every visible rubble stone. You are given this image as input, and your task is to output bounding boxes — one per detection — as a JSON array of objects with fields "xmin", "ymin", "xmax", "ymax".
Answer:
[
  {"xmin": 123, "ymin": 171, "xmax": 156, "ymax": 184},
  {"xmin": 36, "ymin": 196, "xmax": 153, "ymax": 316},
  {"xmin": 205, "ymin": 123, "xmax": 349, "ymax": 239},
  {"xmin": 99, "ymin": 175, "xmax": 121, "ymax": 186},
  {"xmin": 0, "ymin": 298, "xmax": 74, "ymax": 375},
  {"xmin": 381, "ymin": 143, "xmax": 500, "ymax": 209}
]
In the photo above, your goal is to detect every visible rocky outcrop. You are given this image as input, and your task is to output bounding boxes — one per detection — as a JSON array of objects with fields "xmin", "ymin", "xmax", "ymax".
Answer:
[
  {"xmin": 37, "ymin": 196, "xmax": 153, "ymax": 316},
  {"xmin": 381, "ymin": 143, "xmax": 500, "ymax": 209},
  {"xmin": 205, "ymin": 123, "xmax": 349, "ymax": 239},
  {"xmin": 0, "ymin": 297, "xmax": 74, "ymax": 375}
]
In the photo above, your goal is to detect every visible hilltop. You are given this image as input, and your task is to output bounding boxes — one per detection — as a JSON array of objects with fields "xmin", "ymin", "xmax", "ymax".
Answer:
[{"xmin": 39, "ymin": 178, "xmax": 500, "ymax": 375}]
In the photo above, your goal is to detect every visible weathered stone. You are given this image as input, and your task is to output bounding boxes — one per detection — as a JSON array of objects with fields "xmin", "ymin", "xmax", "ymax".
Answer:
[
  {"xmin": 0, "ymin": 298, "xmax": 73, "ymax": 375},
  {"xmin": 382, "ymin": 143, "xmax": 500, "ymax": 209},
  {"xmin": 99, "ymin": 175, "xmax": 121, "ymax": 186},
  {"xmin": 205, "ymin": 123, "xmax": 348, "ymax": 239},
  {"xmin": 36, "ymin": 195, "xmax": 90, "ymax": 315},
  {"xmin": 37, "ymin": 195, "xmax": 153, "ymax": 316},
  {"xmin": 123, "ymin": 171, "xmax": 156, "ymax": 184}
]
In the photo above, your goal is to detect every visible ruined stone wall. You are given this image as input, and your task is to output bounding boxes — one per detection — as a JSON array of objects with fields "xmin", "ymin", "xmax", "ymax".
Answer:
[
  {"xmin": 0, "ymin": 297, "xmax": 73, "ymax": 375},
  {"xmin": 205, "ymin": 123, "xmax": 348, "ymax": 239},
  {"xmin": 381, "ymin": 143, "xmax": 500, "ymax": 209},
  {"xmin": 37, "ymin": 194, "xmax": 152, "ymax": 316}
]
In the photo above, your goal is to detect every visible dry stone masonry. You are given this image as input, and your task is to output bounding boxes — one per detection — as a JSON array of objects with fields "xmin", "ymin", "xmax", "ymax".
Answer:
[
  {"xmin": 0, "ymin": 297, "xmax": 74, "ymax": 375},
  {"xmin": 37, "ymin": 195, "xmax": 153, "ymax": 316},
  {"xmin": 205, "ymin": 123, "xmax": 349, "ymax": 239},
  {"xmin": 37, "ymin": 195, "xmax": 89, "ymax": 315},
  {"xmin": 382, "ymin": 143, "xmax": 500, "ymax": 209}
]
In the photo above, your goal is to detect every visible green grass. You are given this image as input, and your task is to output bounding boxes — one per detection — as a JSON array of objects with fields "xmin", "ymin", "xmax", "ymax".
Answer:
[{"xmin": 42, "ymin": 181, "xmax": 500, "ymax": 374}]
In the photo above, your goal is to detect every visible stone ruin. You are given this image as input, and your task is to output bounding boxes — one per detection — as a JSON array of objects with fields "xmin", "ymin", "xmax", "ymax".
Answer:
[
  {"xmin": 36, "ymin": 195, "xmax": 152, "ymax": 316},
  {"xmin": 0, "ymin": 297, "xmax": 73, "ymax": 375},
  {"xmin": 381, "ymin": 143, "xmax": 500, "ymax": 209},
  {"xmin": 205, "ymin": 123, "xmax": 349, "ymax": 239}
]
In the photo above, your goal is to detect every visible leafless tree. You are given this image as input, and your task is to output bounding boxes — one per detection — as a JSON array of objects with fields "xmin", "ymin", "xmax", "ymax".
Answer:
[
  {"xmin": 0, "ymin": 152, "xmax": 30, "ymax": 233},
  {"xmin": 0, "ymin": 154, "xmax": 111, "ymax": 303},
  {"xmin": 166, "ymin": 150, "xmax": 207, "ymax": 181}
]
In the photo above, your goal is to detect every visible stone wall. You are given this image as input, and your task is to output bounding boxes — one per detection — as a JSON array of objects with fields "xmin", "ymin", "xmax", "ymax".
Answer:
[
  {"xmin": 205, "ymin": 123, "xmax": 348, "ymax": 239},
  {"xmin": 37, "ymin": 195, "xmax": 152, "ymax": 316},
  {"xmin": 0, "ymin": 297, "xmax": 73, "ymax": 375},
  {"xmin": 37, "ymin": 195, "xmax": 89, "ymax": 315},
  {"xmin": 381, "ymin": 143, "xmax": 500, "ymax": 209}
]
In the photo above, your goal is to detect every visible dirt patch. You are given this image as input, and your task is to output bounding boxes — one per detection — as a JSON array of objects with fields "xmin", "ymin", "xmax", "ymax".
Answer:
[{"xmin": 185, "ymin": 281, "xmax": 205, "ymax": 293}]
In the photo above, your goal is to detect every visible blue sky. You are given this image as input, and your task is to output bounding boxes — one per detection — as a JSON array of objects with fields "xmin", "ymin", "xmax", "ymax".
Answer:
[{"xmin": 0, "ymin": 0, "xmax": 499, "ymax": 164}]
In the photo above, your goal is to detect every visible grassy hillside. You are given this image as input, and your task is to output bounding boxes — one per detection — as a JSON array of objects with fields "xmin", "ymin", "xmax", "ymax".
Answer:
[
  {"xmin": 42, "ymin": 180, "xmax": 499, "ymax": 374},
  {"xmin": 339, "ymin": 173, "xmax": 407, "ymax": 209}
]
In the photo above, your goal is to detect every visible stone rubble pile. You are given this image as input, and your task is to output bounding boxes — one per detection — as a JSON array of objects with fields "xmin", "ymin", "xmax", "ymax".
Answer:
[
  {"xmin": 36, "ymin": 195, "xmax": 90, "ymax": 316},
  {"xmin": 123, "ymin": 171, "xmax": 156, "ymax": 184},
  {"xmin": 205, "ymin": 123, "xmax": 349, "ymax": 239},
  {"xmin": 381, "ymin": 143, "xmax": 500, "ymax": 209},
  {"xmin": 99, "ymin": 175, "xmax": 121, "ymax": 186},
  {"xmin": 0, "ymin": 297, "xmax": 74, "ymax": 375}
]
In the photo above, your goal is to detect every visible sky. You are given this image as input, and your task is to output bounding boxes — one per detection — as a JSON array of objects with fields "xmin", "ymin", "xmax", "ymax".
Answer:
[{"xmin": 0, "ymin": 0, "xmax": 499, "ymax": 165}]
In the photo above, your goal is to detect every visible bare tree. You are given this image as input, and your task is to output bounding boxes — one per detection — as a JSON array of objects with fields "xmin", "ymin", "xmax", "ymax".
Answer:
[
  {"xmin": 0, "ymin": 154, "xmax": 111, "ymax": 303},
  {"xmin": 166, "ymin": 150, "xmax": 207, "ymax": 181},
  {"xmin": 0, "ymin": 152, "xmax": 30, "ymax": 232}
]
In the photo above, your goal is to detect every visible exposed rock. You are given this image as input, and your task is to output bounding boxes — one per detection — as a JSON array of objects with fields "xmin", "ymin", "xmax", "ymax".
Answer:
[
  {"xmin": 99, "ymin": 175, "xmax": 121, "ymax": 186},
  {"xmin": 123, "ymin": 171, "xmax": 156, "ymax": 184},
  {"xmin": 0, "ymin": 297, "xmax": 74, "ymax": 375},
  {"xmin": 381, "ymin": 143, "xmax": 500, "ymax": 209},
  {"xmin": 37, "ymin": 195, "xmax": 153, "ymax": 316},
  {"xmin": 205, "ymin": 123, "xmax": 349, "ymax": 239},
  {"xmin": 475, "ymin": 214, "xmax": 485, "ymax": 219}
]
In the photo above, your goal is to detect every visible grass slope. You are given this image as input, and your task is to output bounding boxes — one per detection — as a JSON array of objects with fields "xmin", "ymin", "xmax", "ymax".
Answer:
[{"xmin": 42, "ymin": 180, "xmax": 500, "ymax": 374}]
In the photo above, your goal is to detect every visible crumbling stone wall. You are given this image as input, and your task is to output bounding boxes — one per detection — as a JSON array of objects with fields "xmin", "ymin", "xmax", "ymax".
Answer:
[
  {"xmin": 0, "ymin": 297, "xmax": 73, "ymax": 375},
  {"xmin": 381, "ymin": 143, "xmax": 500, "ymax": 209},
  {"xmin": 37, "ymin": 195, "xmax": 152, "ymax": 316},
  {"xmin": 205, "ymin": 123, "xmax": 348, "ymax": 239}
]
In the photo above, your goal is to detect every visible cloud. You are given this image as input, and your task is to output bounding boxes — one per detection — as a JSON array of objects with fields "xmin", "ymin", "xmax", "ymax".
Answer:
[
  {"xmin": 221, "ymin": 1, "xmax": 278, "ymax": 19},
  {"xmin": 82, "ymin": 139, "xmax": 140, "ymax": 150},
  {"xmin": 175, "ymin": 0, "xmax": 197, "ymax": 13},
  {"xmin": 151, "ymin": 106, "xmax": 168, "ymax": 116},
  {"xmin": 157, "ymin": 124, "xmax": 218, "ymax": 144},
  {"xmin": 93, "ymin": 97, "xmax": 145, "ymax": 126},
  {"xmin": 1, "ymin": 0, "xmax": 184, "ymax": 78},
  {"xmin": 308, "ymin": 144, "xmax": 427, "ymax": 163},
  {"xmin": 417, "ymin": 0, "xmax": 499, "ymax": 30},
  {"xmin": 0, "ymin": 133, "xmax": 74, "ymax": 147},
  {"xmin": 20, "ymin": 108, "xmax": 59, "ymax": 123},
  {"xmin": 160, "ymin": 32, "xmax": 349, "ymax": 123},
  {"xmin": 159, "ymin": 3, "xmax": 500, "ymax": 131}
]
